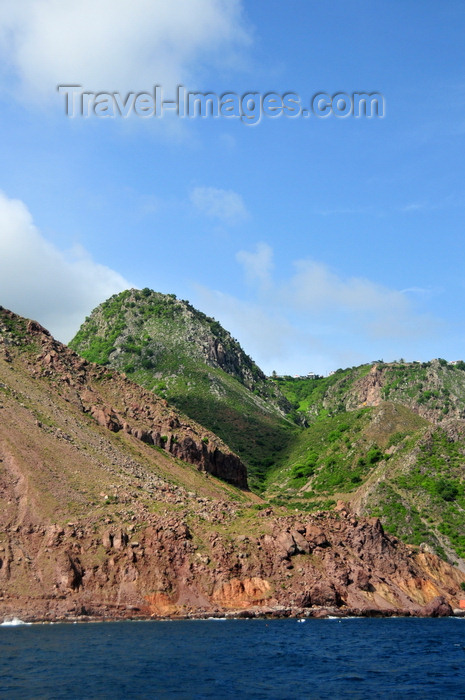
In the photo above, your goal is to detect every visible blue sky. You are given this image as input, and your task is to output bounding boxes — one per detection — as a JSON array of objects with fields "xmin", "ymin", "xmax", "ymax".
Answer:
[{"xmin": 0, "ymin": 0, "xmax": 464, "ymax": 375}]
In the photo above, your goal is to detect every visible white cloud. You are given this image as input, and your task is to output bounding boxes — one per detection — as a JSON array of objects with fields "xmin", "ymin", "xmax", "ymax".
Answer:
[
  {"xmin": 400, "ymin": 202, "xmax": 426, "ymax": 212},
  {"xmin": 190, "ymin": 186, "xmax": 248, "ymax": 223},
  {"xmin": 0, "ymin": 191, "xmax": 130, "ymax": 342},
  {"xmin": 197, "ymin": 244, "xmax": 440, "ymax": 375},
  {"xmin": 288, "ymin": 259, "xmax": 409, "ymax": 316},
  {"xmin": 193, "ymin": 285, "xmax": 296, "ymax": 365},
  {"xmin": 0, "ymin": 0, "xmax": 250, "ymax": 99},
  {"xmin": 236, "ymin": 242, "xmax": 273, "ymax": 289}
]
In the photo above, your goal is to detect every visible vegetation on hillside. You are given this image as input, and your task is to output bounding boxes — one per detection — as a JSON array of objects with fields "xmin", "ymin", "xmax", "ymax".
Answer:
[
  {"xmin": 273, "ymin": 365, "xmax": 372, "ymax": 419},
  {"xmin": 70, "ymin": 289, "xmax": 294, "ymax": 490},
  {"xmin": 70, "ymin": 292, "xmax": 465, "ymax": 563}
]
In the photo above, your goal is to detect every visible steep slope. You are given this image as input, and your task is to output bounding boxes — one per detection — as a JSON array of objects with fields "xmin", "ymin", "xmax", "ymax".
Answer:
[
  {"xmin": 70, "ymin": 289, "xmax": 295, "ymax": 488},
  {"xmin": 268, "ymin": 363, "xmax": 465, "ymax": 566},
  {"xmin": 1, "ymin": 306, "xmax": 465, "ymax": 622}
]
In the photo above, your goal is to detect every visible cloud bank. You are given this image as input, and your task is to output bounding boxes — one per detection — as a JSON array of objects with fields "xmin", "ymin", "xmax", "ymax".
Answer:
[
  {"xmin": 0, "ymin": 0, "xmax": 250, "ymax": 99},
  {"xmin": 0, "ymin": 191, "xmax": 130, "ymax": 342}
]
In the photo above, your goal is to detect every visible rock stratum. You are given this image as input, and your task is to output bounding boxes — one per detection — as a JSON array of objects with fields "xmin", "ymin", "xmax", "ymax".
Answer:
[{"xmin": 1, "ymin": 306, "xmax": 465, "ymax": 621}]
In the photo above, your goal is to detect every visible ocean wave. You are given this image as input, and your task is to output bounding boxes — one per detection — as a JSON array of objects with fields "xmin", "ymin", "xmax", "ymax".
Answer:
[{"xmin": 1, "ymin": 617, "xmax": 31, "ymax": 627}]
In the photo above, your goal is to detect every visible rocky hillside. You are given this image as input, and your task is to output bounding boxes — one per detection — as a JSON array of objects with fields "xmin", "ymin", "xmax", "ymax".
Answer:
[
  {"xmin": 70, "ymin": 289, "xmax": 295, "ymax": 488},
  {"xmin": 268, "ymin": 363, "xmax": 465, "ymax": 565},
  {"xmin": 274, "ymin": 359, "xmax": 465, "ymax": 423},
  {"xmin": 0, "ymin": 308, "xmax": 247, "ymax": 489},
  {"xmin": 1, "ymin": 305, "xmax": 465, "ymax": 622},
  {"xmin": 68, "ymin": 292, "xmax": 465, "ymax": 566}
]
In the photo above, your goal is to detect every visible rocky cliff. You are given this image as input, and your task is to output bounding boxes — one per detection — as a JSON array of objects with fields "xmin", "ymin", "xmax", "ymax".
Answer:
[
  {"xmin": 1, "ymin": 306, "xmax": 465, "ymax": 622},
  {"xmin": 1, "ymin": 497, "xmax": 464, "ymax": 622}
]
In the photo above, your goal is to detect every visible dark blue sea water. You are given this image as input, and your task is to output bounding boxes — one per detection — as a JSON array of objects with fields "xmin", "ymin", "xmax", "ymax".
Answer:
[{"xmin": 1, "ymin": 617, "xmax": 465, "ymax": 699}]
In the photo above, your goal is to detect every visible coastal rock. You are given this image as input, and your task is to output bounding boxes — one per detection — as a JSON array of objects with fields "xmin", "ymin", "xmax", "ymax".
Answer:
[
  {"xmin": 212, "ymin": 578, "xmax": 271, "ymax": 608},
  {"xmin": 420, "ymin": 596, "xmax": 453, "ymax": 617},
  {"xmin": 307, "ymin": 582, "xmax": 342, "ymax": 608}
]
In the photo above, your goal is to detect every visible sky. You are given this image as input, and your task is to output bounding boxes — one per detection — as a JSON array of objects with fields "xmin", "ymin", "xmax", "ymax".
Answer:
[{"xmin": 0, "ymin": 0, "xmax": 464, "ymax": 376}]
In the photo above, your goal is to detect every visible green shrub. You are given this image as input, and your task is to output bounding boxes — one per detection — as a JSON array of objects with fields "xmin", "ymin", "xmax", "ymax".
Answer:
[
  {"xmin": 435, "ymin": 479, "xmax": 459, "ymax": 502},
  {"xmin": 366, "ymin": 446, "xmax": 384, "ymax": 465}
]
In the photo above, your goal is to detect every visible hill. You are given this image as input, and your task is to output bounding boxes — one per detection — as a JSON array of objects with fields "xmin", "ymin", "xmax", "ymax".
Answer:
[
  {"xmin": 70, "ymin": 288, "xmax": 296, "ymax": 489},
  {"xmin": 1, "ymin": 305, "xmax": 465, "ymax": 621},
  {"xmin": 267, "ymin": 362, "xmax": 465, "ymax": 565},
  {"xmin": 69, "ymin": 291, "xmax": 465, "ymax": 566}
]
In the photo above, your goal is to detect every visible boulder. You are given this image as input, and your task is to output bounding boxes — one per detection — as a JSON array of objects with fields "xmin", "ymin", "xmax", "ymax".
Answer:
[
  {"xmin": 291, "ymin": 530, "xmax": 311, "ymax": 555},
  {"xmin": 420, "ymin": 596, "xmax": 453, "ymax": 617},
  {"xmin": 275, "ymin": 531, "xmax": 298, "ymax": 559},
  {"xmin": 305, "ymin": 525, "xmax": 329, "ymax": 548}
]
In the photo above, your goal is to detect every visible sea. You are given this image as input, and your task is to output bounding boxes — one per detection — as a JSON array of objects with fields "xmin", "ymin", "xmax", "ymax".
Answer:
[{"xmin": 1, "ymin": 617, "xmax": 465, "ymax": 699}]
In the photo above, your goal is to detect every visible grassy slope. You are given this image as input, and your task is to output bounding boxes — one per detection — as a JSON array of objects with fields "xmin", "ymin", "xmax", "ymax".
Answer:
[
  {"xmin": 267, "ymin": 370, "xmax": 465, "ymax": 563},
  {"xmin": 70, "ymin": 289, "xmax": 295, "ymax": 490}
]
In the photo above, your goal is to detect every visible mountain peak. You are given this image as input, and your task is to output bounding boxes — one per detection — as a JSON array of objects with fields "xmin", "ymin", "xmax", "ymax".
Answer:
[{"xmin": 70, "ymin": 289, "xmax": 294, "ymax": 488}]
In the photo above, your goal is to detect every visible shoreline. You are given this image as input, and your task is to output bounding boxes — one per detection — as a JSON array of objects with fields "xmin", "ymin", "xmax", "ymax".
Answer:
[{"xmin": 3, "ymin": 604, "xmax": 465, "ymax": 625}]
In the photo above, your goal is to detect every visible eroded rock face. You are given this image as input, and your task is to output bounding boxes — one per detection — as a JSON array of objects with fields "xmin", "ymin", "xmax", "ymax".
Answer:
[
  {"xmin": 0, "ymin": 504, "xmax": 464, "ymax": 622},
  {"xmin": 212, "ymin": 578, "xmax": 271, "ymax": 608}
]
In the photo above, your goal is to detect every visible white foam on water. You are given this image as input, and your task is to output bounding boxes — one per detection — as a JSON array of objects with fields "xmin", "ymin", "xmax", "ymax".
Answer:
[{"xmin": 1, "ymin": 617, "xmax": 31, "ymax": 627}]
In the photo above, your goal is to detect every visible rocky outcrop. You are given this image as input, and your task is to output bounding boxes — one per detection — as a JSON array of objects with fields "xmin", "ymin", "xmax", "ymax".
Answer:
[
  {"xmin": 85, "ymin": 401, "xmax": 248, "ymax": 488},
  {"xmin": 0, "ymin": 504, "xmax": 464, "ymax": 622},
  {"xmin": 212, "ymin": 578, "xmax": 271, "ymax": 608},
  {"xmin": 420, "ymin": 596, "xmax": 453, "ymax": 617},
  {"xmin": 346, "ymin": 365, "xmax": 384, "ymax": 409}
]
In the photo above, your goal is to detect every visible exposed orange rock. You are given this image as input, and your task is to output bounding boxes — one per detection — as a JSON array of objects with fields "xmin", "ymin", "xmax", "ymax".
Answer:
[
  {"xmin": 212, "ymin": 578, "xmax": 271, "ymax": 608},
  {"xmin": 145, "ymin": 593, "xmax": 179, "ymax": 616}
]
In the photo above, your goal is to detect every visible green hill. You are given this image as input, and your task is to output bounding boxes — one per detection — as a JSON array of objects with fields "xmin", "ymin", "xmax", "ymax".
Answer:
[
  {"xmin": 266, "ymin": 363, "xmax": 465, "ymax": 563},
  {"xmin": 70, "ymin": 292, "xmax": 465, "ymax": 564},
  {"xmin": 69, "ymin": 288, "xmax": 295, "ymax": 489}
]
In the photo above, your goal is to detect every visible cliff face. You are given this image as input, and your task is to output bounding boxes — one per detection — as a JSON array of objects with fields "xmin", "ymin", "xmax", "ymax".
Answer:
[
  {"xmin": 1, "ymin": 306, "xmax": 465, "ymax": 622},
  {"xmin": 69, "ymin": 289, "xmax": 295, "ymax": 489},
  {"xmin": 1, "ymin": 500, "xmax": 464, "ymax": 622}
]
